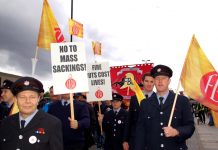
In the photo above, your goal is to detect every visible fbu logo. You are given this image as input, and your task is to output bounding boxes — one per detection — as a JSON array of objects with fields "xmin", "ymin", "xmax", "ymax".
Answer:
[{"xmin": 200, "ymin": 71, "xmax": 218, "ymax": 104}]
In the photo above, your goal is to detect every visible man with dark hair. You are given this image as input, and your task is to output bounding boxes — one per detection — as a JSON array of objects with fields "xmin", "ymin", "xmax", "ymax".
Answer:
[
  {"xmin": 123, "ymin": 72, "xmax": 155, "ymax": 150},
  {"xmin": 135, "ymin": 65, "xmax": 195, "ymax": 150}
]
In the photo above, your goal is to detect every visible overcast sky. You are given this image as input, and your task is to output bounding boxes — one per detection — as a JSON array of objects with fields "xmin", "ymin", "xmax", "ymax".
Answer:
[{"xmin": 0, "ymin": 0, "xmax": 218, "ymax": 91}]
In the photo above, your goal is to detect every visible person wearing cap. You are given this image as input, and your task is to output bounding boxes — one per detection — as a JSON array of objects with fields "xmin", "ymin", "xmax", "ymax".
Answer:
[
  {"xmin": 99, "ymin": 93, "xmax": 128, "ymax": 150},
  {"xmin": 135, "ymin": 65, "xmax": 195, "ymax": 150},
  {"xmin": 0, "ymin": 79, "xmax": 15, "ymax": 123},
  {"xmin": 48, "ymin": 92, "xmax": 90, "ymax": 150},
  {"xmin": 93, "ymin": 100, "xmax": 113, "ymax": 148},
  {"xmin": 123, "ymin": 72, "xmax": 155, "ymax": 150},
  {"xmin": 0, "ymin": 77, "xmax": 63, "ymax": 150}
]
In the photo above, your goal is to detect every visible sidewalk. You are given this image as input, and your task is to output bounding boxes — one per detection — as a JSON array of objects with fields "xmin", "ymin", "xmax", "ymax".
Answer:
[
  {"xmin": 90, "ymin": 118, "xmax": 218, "ymax": 150},
  {"xmin": 187, "ymin": 118, "xmax": 218, "ymax": 150}
]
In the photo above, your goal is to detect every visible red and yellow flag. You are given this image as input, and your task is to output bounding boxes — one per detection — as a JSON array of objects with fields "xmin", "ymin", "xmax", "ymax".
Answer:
[
  {"xmin": 180, "ymin": 35, "xmax": 218, "ymax": 112},
  {"xmin": 37, "ymin": 0, "xmax": 65, "ymax": 50},
  {"xmin": 92, "ymin": 41, "xmax": 102, "ymax": 55},
  {"xmin": 69, "ymin": 19, "xmax": 83, "ymax": 38},
  {"xmin": 125, "ymin": 73, "xmax": 145, "ymax": 105}
]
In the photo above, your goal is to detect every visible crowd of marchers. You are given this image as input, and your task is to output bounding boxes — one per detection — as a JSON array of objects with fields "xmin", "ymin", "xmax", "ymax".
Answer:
[{"xmin": 0, "ymin": 64, "xmax": 197, "ymax": 150}]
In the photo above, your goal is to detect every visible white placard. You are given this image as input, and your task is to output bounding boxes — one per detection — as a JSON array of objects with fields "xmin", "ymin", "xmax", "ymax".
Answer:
[
  {"xmin": 51, "ymin": 42, "xmax": 89, "ymax": 95},
  {"xmin": 86, "ymin": 62, "xmax": 112, "ymax": 102}
]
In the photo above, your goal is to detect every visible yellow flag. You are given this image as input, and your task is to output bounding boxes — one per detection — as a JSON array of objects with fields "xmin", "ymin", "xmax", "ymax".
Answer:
[
  {"xmin": 92, "ymin": 41, "xmax": 102, "ymax": 55},
  {"xmin": 180, "ymin": 35, "xmax": 218, "ymax": 113},
  {"xmin": 37, "ymin": 0, "xmax": 65, "ymax": 50},
  {"xmin": 211, "ymin": 110, "xmax": 218, "ymax": 128},
  {"xmin": 69, "ymin": 19, "xmax": 83, "ymax": 38},
  {"xmin": 9, "ymin": 99, "xmax": 19, "ymax": 115},
  {"xmin": 130, "ymin": 76, "xmax": 145, "ymax": 105}
]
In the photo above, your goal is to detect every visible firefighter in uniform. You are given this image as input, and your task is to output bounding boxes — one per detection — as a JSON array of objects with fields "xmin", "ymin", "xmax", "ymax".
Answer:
[
  {"xmin": 0, "ymin": 79, "xmax": 15, "ymax": 123},
  {"xmin": 0, "ymin": 77, "xmax": 63, "ymax": 150},
  {"xmin": 99, "ymin": 93, "xmax": 128, "ymax": 150},
  {"xmin": 123, "ymin": 72, "xmax": 155, "ymax": 150},
  {"xmin": 135, "ymin": 65, "xmax": 195, "ymax": 150}
]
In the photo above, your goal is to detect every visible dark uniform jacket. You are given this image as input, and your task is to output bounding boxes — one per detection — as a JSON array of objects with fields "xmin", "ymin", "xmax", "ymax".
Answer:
[
  {"xmin": 83, "ymin": 102, "xmax": 96, "ymax": 148},
  {"xmin": 135, "ymin": 91, "xmax": 195, "ymax": 150},
  {"xmin": 48, "ymin": 100, "xmax": 90, "ymax": 150},
  {"xmin": 0, "ymin": 102, "xmax": 13, "ymax": 124},
  {"xmin": 103, "ymin": 108, "xmax": 128, "ymax": 150},
  {"xmin": 0, "ymin": 110, "xmax": 63, "ymax": 150},
  {"xmin": 123, "ymin": 92, "xmax": 155, "ymax": 150}
]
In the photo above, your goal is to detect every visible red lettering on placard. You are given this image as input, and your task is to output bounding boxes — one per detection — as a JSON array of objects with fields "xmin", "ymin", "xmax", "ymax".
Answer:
[{"xmin": 200, "ymin": 71, "xmax": 218, "ymax": 105}]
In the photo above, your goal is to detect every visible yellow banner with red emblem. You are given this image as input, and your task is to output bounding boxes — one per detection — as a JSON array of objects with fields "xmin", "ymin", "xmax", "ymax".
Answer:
[
  {"xmin": 92, "ymin": 41, "xmax": 102, "ymax": 55},
  {"xmin": 37, "ymin": 0, "xmax": 65, "ymax": 50},
  {"xmin": 180, "ymin": 35, "xmax": 218, "ymax": 127},
  {"xmin": 69, "ymin": 19, "xmax": 83, "ymax": 38}
]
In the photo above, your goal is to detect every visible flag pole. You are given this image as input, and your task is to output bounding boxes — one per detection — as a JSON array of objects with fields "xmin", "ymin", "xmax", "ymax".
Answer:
[
  {"xmin": 31, "ymin": 47, "xmax": 39, "ymax": 76},
  {"xmin": 70, "ymin": 0, "xmax": 73, "ymax": 42},
  {"xmin": 167, "ymin": 81, "xmax": 180, "ymax": 126},
  {"xmin": 70, "ymin": 93, "xmax": 75, "ymax": 120},
  {"xmin": 94, "ymin": 59, "xmax": 103, "ymax": 134},
  {"xmin": 98, "ymin": 101, "xmax": 103, "ymax": 135},
  {"xmin": 168, "ymin": 35, "xmax": 196, "ymax": 127},
  {"xmin": 69, "ymin": 0, "xmax": 75, "ymax": 120},
  {"xmin": 167, "ymin": 35, "xmax": 193, "ymax": 126}
]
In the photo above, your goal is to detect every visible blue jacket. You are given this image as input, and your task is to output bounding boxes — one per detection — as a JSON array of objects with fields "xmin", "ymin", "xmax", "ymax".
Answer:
[
  {"xmin": 103, "ymin": 108, "xmax": 128, "ymax": 150},
  {"xmin": 135, "ymin": 91, "xmax": 195, "ymax": 150},
  {"xmin": 48, "ymin": 100, "xmax": 90, "ymax": 149},
  {"xmin": 123, "ymin": 92, "xmax": 155, "ymax": 150}
]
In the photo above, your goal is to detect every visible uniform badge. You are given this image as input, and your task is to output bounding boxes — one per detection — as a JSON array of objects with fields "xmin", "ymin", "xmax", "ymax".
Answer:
[
  {"xmin": 157, "ymin": 68, "xmax": 161, "ymax": 72},
  {"xmin": 118, "ymin": 120, "xmax": 122, "ymax": 124},
  {"xmin": 35, "ymin": 128, "xmax": 45, "ymax": 135},
  {"xmin": 24, "ymin": 80, "xmax": 30, "ymax": 86},
  {"xmin": 29, "ymin": 136, "xmax": 37, "ymax": 144}
]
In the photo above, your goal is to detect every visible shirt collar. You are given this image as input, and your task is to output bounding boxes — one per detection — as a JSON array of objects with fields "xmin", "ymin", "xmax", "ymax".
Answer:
[
  {"xmin": 113, "ymin": 107, "xmax": 121, "ymax": 113},
  {"xmin": 143, "ymin": 91, "xmax": 154, "ymax": 98},
  {"xmin": 156, "ymin": 91, "xmax": 170, "ymax": 103},
  {"xmin": 19, "ymin": 109, "xmax": 38, "ymax": 128},
  {"xmin": 61, "ymin": 99, "xmax": 70, "ymax": 106}
]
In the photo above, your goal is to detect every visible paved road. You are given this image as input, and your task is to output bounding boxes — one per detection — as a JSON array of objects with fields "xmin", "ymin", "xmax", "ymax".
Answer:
[
  {"xmin": 90, "ymin": 118, "xmax": 218, "ymax": 150},
  {"xmin": 187, "ymin": 118, "xmax": 218, "ymax": 150}
]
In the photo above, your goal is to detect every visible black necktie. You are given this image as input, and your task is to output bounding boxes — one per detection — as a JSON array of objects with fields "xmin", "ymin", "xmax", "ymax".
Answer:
[
  {"xmin": 145, "ymin": 94, "xmax": 148, "ymax": 99},
  {"xmin": 21, "ymin": 120, "xmax": 26, "ymax": 129},
  {"xmin": 159, "ymin": 97, "xmax": 164, "ymax": 109},
  {"xmin": 114, "ymin": 111, "xmax": 118, "ymax": 116},
  {"xmin": 64, "ymin": 101, "xmax": 68, "ymax": 106}
]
